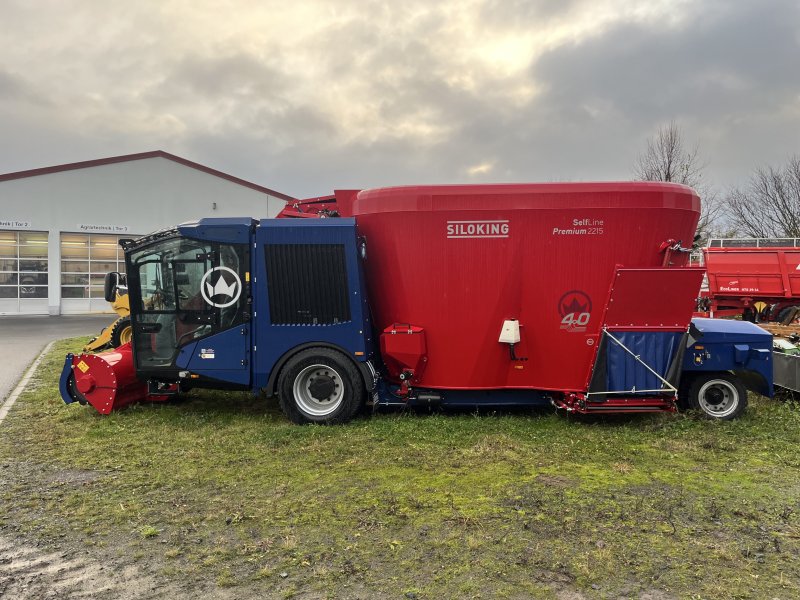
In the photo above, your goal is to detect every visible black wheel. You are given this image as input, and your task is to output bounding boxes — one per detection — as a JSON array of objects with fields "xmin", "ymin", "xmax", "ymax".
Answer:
[
  {"xmin": 686, "ymin": 372, "xmax": 747, "ymax": 420},
  {"xmin": 742, "ymin": 308, "xmax": 756, "ymax": 322},
  {"xmin": 277, "ymin": 348, "xmax": 365, "ymax": 424},
  {"xmin": 676, "ymin": 375, "xmax": 693, "ymax": 411},
  {"xmin": 110, "ymin": 317, "xmax": 133, "ymax": 347},
  {"xmin": 777, "ymin": 306, "xmax": 800, "ymax": 324}
]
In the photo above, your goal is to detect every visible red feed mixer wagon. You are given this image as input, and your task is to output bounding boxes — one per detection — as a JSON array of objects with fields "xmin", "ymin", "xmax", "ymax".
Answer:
[
  {"xmin": 60, "ymin": 182, "xmax": 773, "ymax": 421},
  {"xmin": 350, "ymin": 183, "xmax": 703, "ymax": 408}
]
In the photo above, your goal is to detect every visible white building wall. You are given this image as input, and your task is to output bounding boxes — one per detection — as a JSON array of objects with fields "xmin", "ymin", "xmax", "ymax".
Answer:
[{"xmin": 0, "ymin": 156, "xmax": 288, "ymax": 315}]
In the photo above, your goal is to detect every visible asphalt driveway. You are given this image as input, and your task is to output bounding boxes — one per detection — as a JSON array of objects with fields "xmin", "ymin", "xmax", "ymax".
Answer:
[{"xmin": 0, "ymin": 315, "xmax": 113, "ymax": 402}]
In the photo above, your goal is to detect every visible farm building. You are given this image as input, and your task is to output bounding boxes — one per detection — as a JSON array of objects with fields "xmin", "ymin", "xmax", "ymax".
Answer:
[{"xmin": 0, "ymin": 151, "xmax": 292, "ymax": 315}]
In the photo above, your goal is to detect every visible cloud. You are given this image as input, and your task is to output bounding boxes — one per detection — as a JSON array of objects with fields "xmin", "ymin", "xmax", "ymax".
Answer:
[{"xmin": 0, "ymin": 0, "xmax": 797, "ymax": 198}]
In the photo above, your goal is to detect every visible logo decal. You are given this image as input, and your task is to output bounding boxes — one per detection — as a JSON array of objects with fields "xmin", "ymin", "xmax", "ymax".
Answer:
[
  {"xmin": 447, "ymin": 220, "xmax": 509, "ymax": 239},
  {"xmin": 558, "ymin": 290, "xmax": 592, "ymax": 332},
  {"xmin": 200, "ymin": 266, "xmax": 242, "ymax": 308}
]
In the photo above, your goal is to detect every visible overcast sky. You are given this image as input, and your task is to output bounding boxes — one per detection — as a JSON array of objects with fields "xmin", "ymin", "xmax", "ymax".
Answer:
[{"xmin": 1, "ymin": 0, "xmax": 798, "ymax": 198}]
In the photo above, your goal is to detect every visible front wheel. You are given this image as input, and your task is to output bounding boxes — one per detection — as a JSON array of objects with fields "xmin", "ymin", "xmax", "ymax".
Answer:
[
  {"xmin": 110, "ymin": 317, "xmax": 133, "ymax": 347},
  {"xmin": 685, "ymin": 373, "xmax": 747, "ymax": 420},
  {"xmin": 277, "ymin": 348, "xmax": 365, "ymax": 424}
]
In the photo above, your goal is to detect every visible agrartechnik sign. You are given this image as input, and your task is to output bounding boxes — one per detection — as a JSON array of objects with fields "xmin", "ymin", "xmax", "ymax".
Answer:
[{"xmin": 77, "ymin": 223, "xmax": 130, "ymax": 233}]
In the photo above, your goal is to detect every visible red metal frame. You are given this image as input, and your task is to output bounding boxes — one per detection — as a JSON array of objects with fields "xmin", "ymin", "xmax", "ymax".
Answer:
[{"xmin": 276, "ymin": 195, "xmax": 339, "ymax": 218}]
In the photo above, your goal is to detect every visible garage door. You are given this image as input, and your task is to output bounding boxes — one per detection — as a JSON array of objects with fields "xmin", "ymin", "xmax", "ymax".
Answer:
[
  {"xmin": 0, "ymin": 230, "xmax": 49, "ymax": 315},
  {"xmin": 60, "ymin": 233, "xmax": 132, "ymax": 314}
]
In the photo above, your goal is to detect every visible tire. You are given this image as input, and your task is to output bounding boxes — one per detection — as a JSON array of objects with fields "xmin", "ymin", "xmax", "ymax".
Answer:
[
  {"xmin": 110, "ymin": 317, "xmax": 133, "ymax": 347},
  {"xmin": 686, "ymin": 372, "xmax": 747, "ymax": 420},
  {"xmin": 676, "ymin": 376, "xmax": 692, "ymax": 411},
  {"xmin": 776, "ymin": 306, "xmax": 800, "ymax": 325},
  {"xmin": 742, "ymin": 308, "xmax": 756, "ymax": 322},
  {"xmin": 277, "ymin": 348, "xmax": 365, "ymax": 424}
]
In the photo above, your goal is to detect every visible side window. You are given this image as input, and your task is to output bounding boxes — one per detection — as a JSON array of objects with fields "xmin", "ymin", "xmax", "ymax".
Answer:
[
  {"xmin": 174, "ymin": 244, "xmax": 247, "ymax": 331},
  {"xmin": 215, "ymin": 245, "xmax": 247, "ymax": 328},
  {"xmin": 138, "ymin": 261, "xmax": 172, "ymax": 311},
  {"xmin": 176, "ymin": 260, "xmax": 211, "ymax": 311}
]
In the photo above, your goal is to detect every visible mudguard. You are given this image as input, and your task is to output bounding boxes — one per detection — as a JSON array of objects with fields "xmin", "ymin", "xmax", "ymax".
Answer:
[{"xmin": 683, "ymin": 318, "xmax": 773, "ymax": 397}]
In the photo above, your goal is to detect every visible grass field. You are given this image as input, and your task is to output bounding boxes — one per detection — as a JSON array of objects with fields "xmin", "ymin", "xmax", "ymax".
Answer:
[{"xmin": 1, "ymin": 337, "xmax": 800, "ymax": 599}]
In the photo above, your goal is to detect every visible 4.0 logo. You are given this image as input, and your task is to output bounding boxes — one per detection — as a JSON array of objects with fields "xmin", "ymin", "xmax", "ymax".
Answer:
[{"xmin": 558, "ymin": 290, "xmax": 592, "ymax": 332}]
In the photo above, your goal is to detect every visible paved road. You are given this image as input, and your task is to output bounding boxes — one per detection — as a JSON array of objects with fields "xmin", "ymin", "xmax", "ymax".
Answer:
[{"xmin": 0, "ymin": 315, "xmax": 113, "ymax": 402}]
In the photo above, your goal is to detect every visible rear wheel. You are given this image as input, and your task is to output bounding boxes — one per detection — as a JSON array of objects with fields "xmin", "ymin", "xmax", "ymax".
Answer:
[
  {"xmin": 278, "ymin": 348, "xmax": 365, "ymax": 424},
  {"xmin": 686, "ymin": 372, "xmax": 747, "ymax": 420},
  {"xmin": 777, "ymin": 305, "xmax": 800, "ymax": 324},
  {"xmin": 110, "ymin": 317, "xmax": 133, "ymax": 347}
]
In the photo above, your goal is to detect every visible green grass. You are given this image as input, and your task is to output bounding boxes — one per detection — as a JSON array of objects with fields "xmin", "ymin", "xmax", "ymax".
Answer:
[{"xmin": 1, "ymin": 337, "xmax": 800, "ymax": 598}]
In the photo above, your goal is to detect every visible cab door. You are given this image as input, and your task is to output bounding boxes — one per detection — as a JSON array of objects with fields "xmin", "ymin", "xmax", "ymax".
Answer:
[
  {"xmin": 129, "ymin": 237, "xmax": 251, "ymax": 386},
  {"xmin": 173, "ymin": 243, "xmax": 251, "ymax": 385}
]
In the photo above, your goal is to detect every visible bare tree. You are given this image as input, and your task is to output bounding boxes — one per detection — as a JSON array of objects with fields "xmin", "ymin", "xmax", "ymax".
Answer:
[
  {"xmin": 634, "ymin": 121, "xmax": 703, "ymax": 186},
  {"xmin": 633, "ymin": 121, "xmax": 721, "ymax": 241},
  {"xmin": 726, "ymin": 155, "xmax": 800, "ymax": 238}
]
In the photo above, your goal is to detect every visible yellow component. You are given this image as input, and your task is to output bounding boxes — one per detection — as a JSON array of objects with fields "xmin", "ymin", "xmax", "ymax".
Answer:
[
  {"xmin": 514, "ymin": 365, "xmax": 524, "ymax": 370},
  {"xmin": 109, "ymin": 290, "xmax": 130, "ymax": 319},
  {"xmin": 245, "ymin": 271, "xmax": 250, "ymax": 282},
  {"xmin": 82, "ymin": 291, "xmax": 132, "ymax": 353},
  {"xmin": 354, "ymin": 351, "xmax": 364, "ymax": 356},
  {"xmin": 77, "ymin": 360, "xmax": 90, "ymax": 373}
]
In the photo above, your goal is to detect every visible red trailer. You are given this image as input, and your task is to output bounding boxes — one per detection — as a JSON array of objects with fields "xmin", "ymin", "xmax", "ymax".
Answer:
[{"xmin": 698, "ymin": 239, "xmax": 800, "ymax": 322}]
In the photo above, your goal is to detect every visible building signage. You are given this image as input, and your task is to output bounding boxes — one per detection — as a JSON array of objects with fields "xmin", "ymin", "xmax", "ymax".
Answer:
[
  {"xmin": 0, "ymin": 219, "xmax": 32, "ymax": 229},
  {"xmin": 77, "ymin": 223, "xmax": 131, "ymax": 233}
]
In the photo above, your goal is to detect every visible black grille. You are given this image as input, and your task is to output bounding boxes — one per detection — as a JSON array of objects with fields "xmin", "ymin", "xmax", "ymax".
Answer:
[{"xmin": 265, "ymin": 244, "xmax": 351, "ymax": 325}]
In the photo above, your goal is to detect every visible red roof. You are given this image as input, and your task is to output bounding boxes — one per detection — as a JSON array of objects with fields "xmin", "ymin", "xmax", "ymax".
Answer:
[{"xmin": 0, "ymin": 150, "xmax": 296, "ymax": 202}]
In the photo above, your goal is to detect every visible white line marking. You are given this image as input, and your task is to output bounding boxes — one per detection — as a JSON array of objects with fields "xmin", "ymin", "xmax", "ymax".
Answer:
[{"xmin": 0, "ymin": 341, "xmax": 55, "ymax": 425}]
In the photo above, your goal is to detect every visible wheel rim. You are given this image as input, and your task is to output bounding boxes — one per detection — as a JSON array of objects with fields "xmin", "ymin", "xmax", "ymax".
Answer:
[
  {"xmin": 119, "ymin": 326, "xmax": 133, "ymax": 345},
  {"xmin": 292, "ymin": 364, "xmax": 344, "ymax": 417},
  {"xmin": 697, "ymin": 379, "xmax": 739, "ymax": 418}
]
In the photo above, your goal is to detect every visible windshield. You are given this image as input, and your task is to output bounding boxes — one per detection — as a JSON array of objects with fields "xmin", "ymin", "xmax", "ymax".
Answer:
[{"xmin": 128, "ymin": 236, "xmax": 248, "ymax": 369}]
